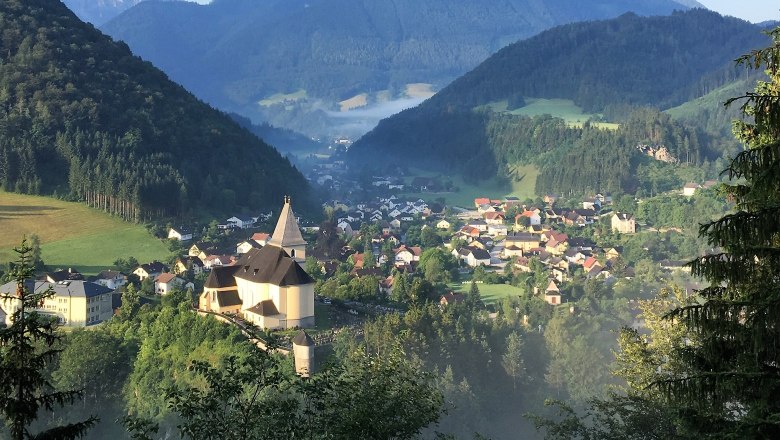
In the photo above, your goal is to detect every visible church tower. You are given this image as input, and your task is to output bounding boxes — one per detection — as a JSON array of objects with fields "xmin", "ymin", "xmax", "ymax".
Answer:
[{"xmin": 268, "ymin": 196, "xmax": 307, "ymax": 262}]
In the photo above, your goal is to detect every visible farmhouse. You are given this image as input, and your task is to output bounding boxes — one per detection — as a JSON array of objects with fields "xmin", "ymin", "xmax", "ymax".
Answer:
[{"xmin": 198, "ymin": 197, "xmax": 314, "ymax": 329}]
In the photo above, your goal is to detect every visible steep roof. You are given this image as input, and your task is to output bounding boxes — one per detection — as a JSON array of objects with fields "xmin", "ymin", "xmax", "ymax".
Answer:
[
  {"xmin": 268, "ymin": 196, "xmax": 307, "ymax": 248},
  {"xmin": 246, "ymin": 299, "xmax": 280, "ymax": 317},
  {"xmin": 215, "ymin": 290, "xmax": 242, "ymax": 307},
  {"xmin": 204, "ymin": 265, "xmax": 239, "ymax": 289},
  {"xmin": 155, "ymin": 273, "xmax": 177, "ymax": 284},
  {"xmin": 293, "ymin": 330, "xmax": 315, "ymax": 346},
  {"xmin": 233, "ymin": 246, "xmax": 314, "ymax": 286}
]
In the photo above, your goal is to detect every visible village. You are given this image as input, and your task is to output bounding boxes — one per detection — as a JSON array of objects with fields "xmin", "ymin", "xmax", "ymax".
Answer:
[{"xmin": 0, "ymin": 168, "xmax": 717, "ymax": 344}]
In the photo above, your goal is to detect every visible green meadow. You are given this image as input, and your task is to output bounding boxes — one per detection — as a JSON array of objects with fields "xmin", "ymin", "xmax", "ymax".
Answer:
[{"xmin": 0, "ymin": 191, "xmax": 168, "ymax": 274}]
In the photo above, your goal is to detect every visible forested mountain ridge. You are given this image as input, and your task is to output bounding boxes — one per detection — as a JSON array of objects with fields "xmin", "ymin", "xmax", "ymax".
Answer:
[
  {"xmin": 101, "ymin": 0, "xmax": 696, "ymax": 136},
  {"xmin": 349, "ymin": 10, "xmax": 767, "ymax": 196},
  {"xmin": 0, "ymin": 0, "xmax": 312, "ymax": 220}
]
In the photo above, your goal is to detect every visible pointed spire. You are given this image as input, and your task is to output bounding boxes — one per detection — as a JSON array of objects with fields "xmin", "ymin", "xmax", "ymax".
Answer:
[{"xmin": 268, "ymin": 196, "xmax": 307, "ymax": 249}]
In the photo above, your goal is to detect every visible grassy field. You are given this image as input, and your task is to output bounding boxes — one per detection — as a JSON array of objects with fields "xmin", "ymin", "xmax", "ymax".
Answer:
[
  {"xmin": 258, "ymin": 89, "xmax": 308, "ymax": 107},
  {"xmin": 665, "ymin": 79, "xmax": 748, "ymax": 120},
  {"xmin": 450, "ymin": 282, "xmax": 525, "ymax": 304},
  {"xmin": 0, "ymin": 191, "xmax": 168, "ymax": 274},
  {"xmin": 402, "ymin": 164, "xmax": 539, "ymax": 208},
  {"xmin": 486, "ymin": 98, "xmax": 619, "ymax": 130}
]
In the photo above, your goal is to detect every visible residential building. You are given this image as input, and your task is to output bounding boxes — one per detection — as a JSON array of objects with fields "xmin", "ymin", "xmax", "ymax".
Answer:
[
  {"xmin": 611, "ymin": 212, "xmax": 636, "ymax": 234},
  {"xmin": 93, "ymin": 270, "xmax": 127, "ymax": 290},
  {"xmin": 168, "ymin": 227, "xmax": 193, "ymax": 241},
  {"xmin": 0, "ymin": 280, "xmax": 114, "ymax": 327},
  {"xmin": 155, "ymin": 273, "xmax": 194, "ymax": 295}
]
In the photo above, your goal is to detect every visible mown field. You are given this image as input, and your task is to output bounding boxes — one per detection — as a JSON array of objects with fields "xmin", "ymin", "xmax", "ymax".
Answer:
[
  {"xmin": 487, "ymin": 98, "xmax": 619, "ymax": 130},
  {"xmin": 0, "ymin": 191, "xmax": 168, "ymax": 274},
  {"xmin": 402, "ymin": 164, "xmax": 539, "ymax": 208},
  {"xmin": 449, "ymin": 281, "xmax": 525, "ymax": 304}
]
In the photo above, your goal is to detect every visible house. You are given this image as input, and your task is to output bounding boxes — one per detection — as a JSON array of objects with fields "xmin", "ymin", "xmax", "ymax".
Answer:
[
  {"xmin": 440, "ymin": 292, "xmax": 465, "ymax": 307},
  {"xmin": 683, "ymin": 183, "xmax": 700, "ymax": 196},
  {"xmin": 394, "ymin": 245, "xmax": 422, "ymax": 266},
  {"xmin": 483, "ymin": 212, "xmax": 505, "ymax": 225},
  {"xmin": 436, "ymin": 219, "xmax": 452, "ymax": 230},
  {"xmin": 154, "ymin": 273, "xmax": 194, "ymax": 295},
  {"xmin": 44, "ymin": 268, "xmax": 84, "ymax": 283},
  {"xmin": 337, "ymin": 220, "xmax": 354, "ymax": 236},
  {"xmin": 604, "ymin": 247, "xmax": 623, "ymax": 260},
  {"xmin": 468, "ymin": 219, "xmax": 488, "ymax": 232},
  {"xmin": 390, "ymin": 218, "xmax": 402, "ymax": 230},
  {"xmin": 237, "ymin": 239, "xmax": 263, "ymax": 255},
  {"xmin": 251, "ymin": 232, "xmax": 272, "ymax": 246},
  {"xmin": 133, "ymin": 262, "xmax": 167, "ymax": 281},
  {"xmin": 487, "ymin": 224, "xmax": 508, "ymax": 237},
  {"xmin": 515, "ymin": 257, "xmax": 532, "ymax": 272},
  {"xmin": 583, "ymin": 256, "xmax": 602, "ymax": 272},
  {"xmin": 505, "ymin": 232, "xmax": 540, "ymax": 252},
  {"xmin": 611, "ymin": 212, "xmax": 636, "ymax": 234},
  {"xmin": 456, "ymin": 226, "xmax": 481, "ymax": 241},
  {"xmin": 515, "ymin": 210, "xmax": 541, "ymax": 227},
  {"xmin": 227, "ymin": 215, "xmax": 256, "ymax": 229},
  {"xmin": 474, "ymin": 197, "xmax": 490, "ymax": 208},
  {"xmin": 188, "ymin": 243, "xmax": 210, "ymax": 260},
  {"xmin": 173, "ymin": 256, "xmax": 204, "ymax": 276},
  {"xmin": 544, "ymin": 280, "xmax": 561, "ymax": 305},
  {"xmin": 168, "ymin": 227, "xmax": 193, "ymax": 241},
  {"xmin": 92, "ymin": 270, "xmax": 127, "ymax": 290},
  {"xmin": 454, "ymin": 247, "xmax": 491, "ymax": 267},
  {"xmin": 204, "ymin": 255, "xmax": 235, "ymax": 270},
  {"xmin": 581, "ymin": 198, "xmax": 602, "ymax": 211},
  {"xmin": 0, "ymin": 280, "xmax": 114, "ymax": 327},
  {"xmin": 198, "ymin": 197, "xmax": 315, "ymax": 329},
  {"xmin": 503, "ymin": 245, "xmax": 524, "ymax": 259}
]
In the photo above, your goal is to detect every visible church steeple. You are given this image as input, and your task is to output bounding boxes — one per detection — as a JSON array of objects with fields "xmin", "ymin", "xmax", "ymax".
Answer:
[{"xmin": 268, "ymin": 196, "xmax": 307, "ymax": 261}]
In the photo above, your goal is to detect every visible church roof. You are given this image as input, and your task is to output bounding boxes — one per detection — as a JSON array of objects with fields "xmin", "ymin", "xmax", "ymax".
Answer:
[
  {"xmin": 215, "ymin": 290, "xmax": 242, "ymax": 307},
  {"xmin": 246, "ymin": 299, "xmax": 280, "ymax": 317},
  {"xmin": 233, "ymin": 246, "xmax": 314, "ymax": 286},
  {"xmin": 204, "ymin": 265, "xmax": 239, "ymax": 289},
  {"xmin": 268, "ymin": 196, "xmax": 307, "ymax": 248}
]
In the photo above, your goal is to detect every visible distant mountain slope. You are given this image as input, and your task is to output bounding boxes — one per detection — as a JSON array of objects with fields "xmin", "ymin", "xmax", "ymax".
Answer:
[
  {"xmin": 0, "ymin": 0, "xmax": 312, "ymax": 220},
  {"xmin": 350, "ymin": 10, "xmax": 765, "ymax": 169},
  {"xmin": 102, "ymin": 0, "xmax": 696, "ymax": 135}
]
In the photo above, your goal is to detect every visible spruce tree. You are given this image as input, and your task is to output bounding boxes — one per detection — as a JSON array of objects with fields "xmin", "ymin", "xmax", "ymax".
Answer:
[
  {"xmin": 0, "ymin": 240, "xmax": 96, "ymax": 439},
  {"xmin": 659, "ymin": 28, "xmax": 780, "ymax": 437}
]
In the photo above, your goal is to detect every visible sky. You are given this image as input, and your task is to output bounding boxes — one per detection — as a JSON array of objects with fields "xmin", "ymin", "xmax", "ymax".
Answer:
[{"xmin": 697, "ymin": 0, "xmax": 780, "ymax": 23}]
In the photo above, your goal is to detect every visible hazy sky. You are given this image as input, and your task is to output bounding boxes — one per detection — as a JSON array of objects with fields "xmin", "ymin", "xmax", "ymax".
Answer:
[{"xmin": 695, "ymin": 0, "xmax": 779, "ymax": 22}]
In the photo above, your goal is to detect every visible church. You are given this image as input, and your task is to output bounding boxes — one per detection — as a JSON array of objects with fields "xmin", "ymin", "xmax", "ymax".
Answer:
[{"xmin": 198, "ymin": 197, "xmax": 315, "ymax": 329}]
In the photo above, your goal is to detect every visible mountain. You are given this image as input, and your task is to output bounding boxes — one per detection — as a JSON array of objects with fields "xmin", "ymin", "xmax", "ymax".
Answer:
[
  {"xmin": 228, "ymin": 114, "xmax": 324, "ymax": 154},
  {"xmin": 348, "ymin": 10, "xmax": 768, "ymax": 196},
  {"xmin": 61, "ymin": 0, "xmax": 145, "ymax": 25},
  {"xmin": 0, "ymin": 0, "xmax": 313, "ymax": 220},
  {"xmin": 101, "ymin": 0, "xmax": 698, "ymax": 137}
]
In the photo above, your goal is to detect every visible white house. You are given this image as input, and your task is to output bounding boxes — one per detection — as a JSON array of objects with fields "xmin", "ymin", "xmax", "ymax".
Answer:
[
  {"xmin": 168, "ymin": 227, "xmax": 193, "ymax": 241},
  {"xmin": 155, "ymin": 273, "xmax": 194, "ymax": 295},
  {"xmin": 93, "ymin": 270, "xmax": 127, "ymax": 290},
  {"xmin": 394, "ymin": 245, "xmax": 422, "ymax": 266},
  {"xmin": 227, "ymin": 216, "xmax": 256, "ymax": 229},
  {"xmin": 611, "ymin": 212, "xmax": 636, "ymax": 234},
  {"xmin": 436, "ymin": 219, "xmax": 451, "ymax": 230}
]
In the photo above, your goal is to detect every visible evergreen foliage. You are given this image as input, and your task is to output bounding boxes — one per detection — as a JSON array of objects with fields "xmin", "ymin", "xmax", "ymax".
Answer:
[
  {"xmin": 349, "ymin": 10, "xmax": 767, "ymax": 195},
  {"xmin": 0, "ymin": 240, "xmax": 96, "ymax": 439},
  {"xmin": 661, "ymin": 27, "xmax": 780, "ymax": 437},
  {"xmin": 100, "ymin": 0, "xmax": 693, "ymax": 118},
  {"xmin": 0, "ymin": 0, "xmax": 312, "ymax": 221}
]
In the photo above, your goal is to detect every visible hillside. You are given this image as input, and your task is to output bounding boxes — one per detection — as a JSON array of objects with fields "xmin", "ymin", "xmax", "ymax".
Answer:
[
  {"xmin": 349, "ymin": 10, "xmax": 767, "ymax": 196},
  {"xmin": 0, "ymin": 0, "xmax": 312, "ymax": 221},
  {"xmin": 102, "ymin": 0, "xmax": 696, "ymax": 136}
]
